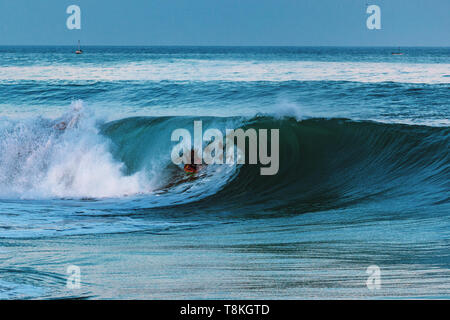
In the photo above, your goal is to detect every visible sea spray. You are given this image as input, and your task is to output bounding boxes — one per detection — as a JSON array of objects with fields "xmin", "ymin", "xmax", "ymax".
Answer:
[{"xmin": 0, "ymin": 101, "xmax": 149, "ymax": 198}]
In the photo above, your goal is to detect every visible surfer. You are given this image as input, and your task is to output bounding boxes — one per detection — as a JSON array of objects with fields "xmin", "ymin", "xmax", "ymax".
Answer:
[
  {"xmin": 183, "ymin": 149, "xmax": 203, "ymax": 175},
  {"xmin": 155, "ymin": 149, "xmax": 204, "ymax": 192},
  {"xmin": 53, "ymin": 108, "xmax": 82, "ymax": 131}
]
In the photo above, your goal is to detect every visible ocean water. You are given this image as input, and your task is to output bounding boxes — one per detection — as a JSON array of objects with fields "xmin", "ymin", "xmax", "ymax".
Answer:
[{"xmin": 0, "ymin": 46, "xmax": 449, "ymax": 299}]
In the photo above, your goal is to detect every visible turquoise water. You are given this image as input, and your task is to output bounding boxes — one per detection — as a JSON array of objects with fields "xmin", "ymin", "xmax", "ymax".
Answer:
[{"xmin": 0, "ymin": 46, "xmax": 449, "ymax": 299}]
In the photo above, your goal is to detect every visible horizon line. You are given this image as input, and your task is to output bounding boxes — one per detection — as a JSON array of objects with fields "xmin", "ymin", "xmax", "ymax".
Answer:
[{"xmin": 0, "ymin": 44, "xmax": 449, "ymax": 48}]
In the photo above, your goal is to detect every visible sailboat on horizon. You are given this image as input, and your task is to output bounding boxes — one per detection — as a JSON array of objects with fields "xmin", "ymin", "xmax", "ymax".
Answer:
[
  {"xmin": 391, "ymin": 47, "xmax": 403, "ymax": 55},
  {"xmin": 75, "ymin": 40, "xmax": 83, "ymax": 54}
]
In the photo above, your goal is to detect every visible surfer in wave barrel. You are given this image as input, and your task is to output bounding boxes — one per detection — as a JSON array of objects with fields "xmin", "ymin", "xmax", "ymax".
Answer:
[{"xmin": 184, "ymin": 149, "xmax": 203, "ymax": 175}]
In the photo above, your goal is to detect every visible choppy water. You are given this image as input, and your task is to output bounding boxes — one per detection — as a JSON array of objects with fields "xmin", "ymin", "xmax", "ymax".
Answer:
[{"xmin": 0, "ymin": 46, "xmax": 449, "ymax": 299}]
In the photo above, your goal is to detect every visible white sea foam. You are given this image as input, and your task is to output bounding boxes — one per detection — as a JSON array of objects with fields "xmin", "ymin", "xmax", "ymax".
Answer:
[
  {"xmin": 0, "ymin": 60, "xmax": 449, "ymax": 84},
  {"xmin": 0, "ymin": 101, "xmax": 150, "ymax": 199}
]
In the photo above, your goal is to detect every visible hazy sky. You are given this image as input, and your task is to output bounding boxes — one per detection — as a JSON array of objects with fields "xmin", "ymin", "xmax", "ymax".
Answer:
[{"xmin": 0, "ymin": 0, "xmax": 448, "ymax": 46}]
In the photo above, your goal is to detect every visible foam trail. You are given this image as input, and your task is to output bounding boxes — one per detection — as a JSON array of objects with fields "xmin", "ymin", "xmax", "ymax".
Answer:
[{"xmin": 0, "ymin": 60, "xmax": 449, "ymax": 83}]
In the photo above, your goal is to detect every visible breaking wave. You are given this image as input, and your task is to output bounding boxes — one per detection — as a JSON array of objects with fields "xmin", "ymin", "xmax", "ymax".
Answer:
[{"xmin": 0, "ymin": 101, "xmax": 448, "ymax": 216}]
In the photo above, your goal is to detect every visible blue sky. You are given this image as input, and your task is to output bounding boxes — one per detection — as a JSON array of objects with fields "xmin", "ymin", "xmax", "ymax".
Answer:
[{"xmin": 0, "ymin": 0, "xmax": 448, "ymax": 46}]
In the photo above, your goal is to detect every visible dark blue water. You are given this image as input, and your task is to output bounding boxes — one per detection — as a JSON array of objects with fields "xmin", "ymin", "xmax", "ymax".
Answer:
[{"xmin": 0, "ymin": 47, "xmax": 449, "ymax": 299}]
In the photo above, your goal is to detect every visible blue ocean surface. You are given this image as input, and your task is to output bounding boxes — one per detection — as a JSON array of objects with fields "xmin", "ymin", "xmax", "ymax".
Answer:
[{"xmin": 0, "ymin": 46, "xmax": 449, "ymax": 299}]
